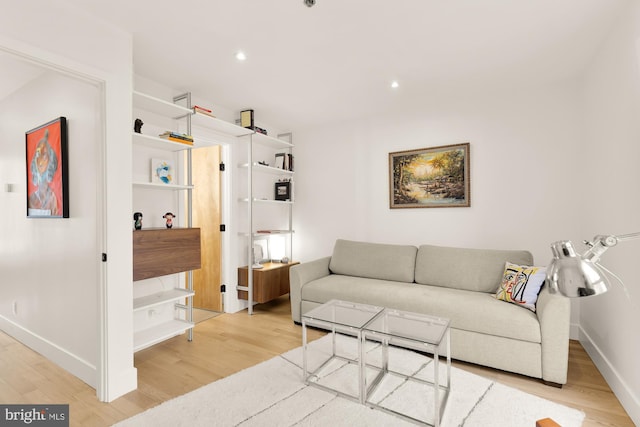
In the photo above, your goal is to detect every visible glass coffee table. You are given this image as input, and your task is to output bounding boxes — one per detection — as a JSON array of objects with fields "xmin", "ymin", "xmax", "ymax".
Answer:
[
  {"xmin": 362, "ymin": 308, "xmax": 451, "ymax": 427},
  {"xmin": 302, "ymin": 300, "xmax": 451, "ymax": 426},
  {"xmin": 301, "ymin": 300, "xmax": 383, "ymax": 403}
]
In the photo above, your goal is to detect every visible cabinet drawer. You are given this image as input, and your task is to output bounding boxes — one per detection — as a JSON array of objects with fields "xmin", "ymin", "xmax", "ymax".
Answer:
[
  {"xmin": 238, "ymin": 262, "xmax": 299, "ymax": 303},
  {"xmin": 133, "ymin": 228, "xmax": 201, "ymax": 281}
]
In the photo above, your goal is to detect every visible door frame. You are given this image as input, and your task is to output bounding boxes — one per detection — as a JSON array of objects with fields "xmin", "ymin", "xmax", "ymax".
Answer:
[{"xmin": 0, "ymin": 36, "xmax": 136, "ymax": 402}]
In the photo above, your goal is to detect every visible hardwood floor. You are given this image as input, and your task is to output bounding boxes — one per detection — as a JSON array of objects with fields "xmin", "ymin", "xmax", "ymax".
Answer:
[{"xmin": 0, "ymin": 296, "xmax": 634, "ymax": 426}]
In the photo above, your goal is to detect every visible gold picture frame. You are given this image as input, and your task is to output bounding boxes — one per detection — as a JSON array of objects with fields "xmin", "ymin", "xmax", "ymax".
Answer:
[{"xmin": 389, "ymin": 143, "xmax": 470, "ymax": 209}]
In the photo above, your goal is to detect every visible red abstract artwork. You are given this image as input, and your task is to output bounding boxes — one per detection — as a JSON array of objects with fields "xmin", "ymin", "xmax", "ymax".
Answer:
[{"xmin": 26, "ymin": 117, "xmax": 69, "ymax": 218}]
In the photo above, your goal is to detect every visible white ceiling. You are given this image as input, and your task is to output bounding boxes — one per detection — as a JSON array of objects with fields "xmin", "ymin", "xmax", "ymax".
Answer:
[{"xmin": 56, "ymin": 1, "xmax": 634, "ymax": 128}]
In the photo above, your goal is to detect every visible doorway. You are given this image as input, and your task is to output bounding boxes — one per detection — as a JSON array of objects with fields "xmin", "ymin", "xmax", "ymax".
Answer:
[{"xmin": 191, "ymin": 145, "xmax": 223, "ymax": 312}]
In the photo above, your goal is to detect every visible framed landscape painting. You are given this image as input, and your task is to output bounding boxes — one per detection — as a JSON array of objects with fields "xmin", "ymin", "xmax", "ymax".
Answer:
[
  {"xmin": 389, "ymin": 143, "xmax": 470, "ymax": 209},
  {"xmin": 25, "ymin": 117, "xmax": 69, "ymax": 218}
]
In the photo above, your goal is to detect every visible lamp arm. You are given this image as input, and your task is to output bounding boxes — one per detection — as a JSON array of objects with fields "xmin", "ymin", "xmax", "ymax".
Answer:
[
  {"xmin": 614, "ymin": 231, "xmax": 640, "ymax": 242},
  {"xmin": 582, "ymin": 231, "xmax": 640, "ymax": 263},
  {"xmin": 595, "ymin": 261, "xmax": 635, "ymax": 305}
]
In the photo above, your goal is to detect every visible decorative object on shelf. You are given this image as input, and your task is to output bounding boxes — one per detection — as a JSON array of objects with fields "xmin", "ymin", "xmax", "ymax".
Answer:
[
  {"xmin": 134, "ymin": 118, "xmax": 143, "ymax": 133},
  {"xmin": 547, "ymin": 232, "xmax": 640, "ymax": 298},
  {"xmin": 240, "ymin": 109, "xmax": 254, "ymax": 130},
  {"xmin": 389, "ymin": 142, "xmax": 470, "ymax": 209},
  {"xmin": 163, "ymin": 212, "xmax": 175, "ymax": 229},
  {"xmin": 274, "ymin": 153, "xmax": 294, "ymax": 171},
  {"xmin": 255, "ymin": 126, "xmax": 268, "ymax": 135},
  {"xmin": 158, "ymin": 131, "xmax": 194, "ymax": 145},
  {"xmin": 269, "ymin": 234, "xmax": 286, "ymax": 262},
  {"xmin": 252, "ymin": 244, "xmax": 265, "ymax": 269},
  {"xmin": 258, "ymin": 161, "xmax": 269, "ymax": 166},
  {"xmin": 151, "ymin": 159, "xmax": 174, "ymax": 184},
  {"xmin": 26, "ymin": 117, "xmax": 69, "ymax": 218},
  {"xmin": 274, "ymin": 152, "xmax": 285, "ymax": 169},
  {"xmin": 275, "ymin": 180, "xmax": 292, "ymax": 201},
  {"xmin": 133, "ymin": 212, "xmax": 143, "ymax": 230},
  {"xmin": 193, "ymin": 105, "xmax": 215, "ymax": 118},
  {"xmin": 287, "ymin": 153, "xmax": 294, "ymax": 171}
]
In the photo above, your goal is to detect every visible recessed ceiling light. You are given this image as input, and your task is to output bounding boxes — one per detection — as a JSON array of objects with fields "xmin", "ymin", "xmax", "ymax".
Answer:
[
  {"xmin": 236, "ymin": 51, "xmax": 247, "ymax": 61},
  {"xmin": 391, "ymin": 81, "xmax": 399, "ymax": 89}
]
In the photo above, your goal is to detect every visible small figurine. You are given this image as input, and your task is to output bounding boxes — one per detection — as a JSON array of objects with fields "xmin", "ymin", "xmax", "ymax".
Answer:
[
  {"xmin": 134, "ymin": 118, "xmax": 144, "ymax": 133},
  {"xmin": 163, "ymin": 212, "xmax": 175, "ymax": 229},
  {"xmin": 133, "ymin": 212, "xmax": 143, "ymax": 230}
]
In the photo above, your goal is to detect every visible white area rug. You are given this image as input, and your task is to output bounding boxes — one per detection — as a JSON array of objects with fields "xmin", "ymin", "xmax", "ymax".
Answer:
[{"xmin": 115, "ymin": 334, "xmax": 585, "ymax": 427}]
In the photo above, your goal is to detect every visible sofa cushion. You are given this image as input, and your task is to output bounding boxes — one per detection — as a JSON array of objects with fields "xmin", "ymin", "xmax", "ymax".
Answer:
[
  {"xmin": 495, "ymin": 262, "xmax": 546, "ymax": 312},
  {"xmin": 414, "ymin": 244, "xmax": 534, "ymax": 293},
  {"xmin": 301, "ymin": 275, "xmax": 541, "ymax": 343},
  {"xmin": 328, "ymin": 239, "xmax": 417, "ymax": 283}
]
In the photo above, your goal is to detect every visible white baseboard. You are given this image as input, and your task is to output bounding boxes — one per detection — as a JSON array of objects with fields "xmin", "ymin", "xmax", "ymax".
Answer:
[
  {"xmin": 0, "ymin": 315, "xmax": 96, "ymax": 388},
  {"xmin": 579, "ymin": 326, "xmax": 640, "ymax": 425}
]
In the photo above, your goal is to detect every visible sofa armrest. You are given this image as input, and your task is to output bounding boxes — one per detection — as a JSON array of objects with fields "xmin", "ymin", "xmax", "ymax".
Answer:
[
  {"xmin": 536, "ymin": 285, "xmax": 571, "ymax": 384},
  {"xmin": 290, "ymin": 257, "xmax": 331, "ymax": 323}
]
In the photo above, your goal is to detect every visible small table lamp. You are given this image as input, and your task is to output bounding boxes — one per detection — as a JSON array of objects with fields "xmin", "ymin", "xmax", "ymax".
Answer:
[{"xmin": 546, "ymin": 232, "xmax": 640, "ymax": 297}]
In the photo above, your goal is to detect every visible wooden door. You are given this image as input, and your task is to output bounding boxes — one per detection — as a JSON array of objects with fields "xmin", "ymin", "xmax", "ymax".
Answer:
[{"xmin": 190, "ymin": 145, "xmax": 222, "ymax": 311}]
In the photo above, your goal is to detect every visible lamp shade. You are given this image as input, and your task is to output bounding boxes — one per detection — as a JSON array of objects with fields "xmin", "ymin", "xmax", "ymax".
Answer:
[{"xmin": 546, "ymin": 240, "xmax": 609, "ymax": 297}]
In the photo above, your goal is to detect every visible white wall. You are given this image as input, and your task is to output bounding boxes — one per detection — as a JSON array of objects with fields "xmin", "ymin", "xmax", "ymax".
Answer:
[
  {"xmin": 294, "ymin": 83, "xmax": 585, "ymax": 265},
  {"xmin": 293, "ymin": 81, "xmax": 583, "ymax": 339},
  {"xmin": 0, "ymin": 70, "xmax": 101, "ymax": 379},
  {"xmin": 581, "ymin": 1, "xmax": 640, "ymax": 423},
  {"xmin": 293, "ymin": 82, "xmax": 586, "ymax": 334},
  {"xmin": 0, "ymin": 1, "xmax": 135, "ymax": 401}
]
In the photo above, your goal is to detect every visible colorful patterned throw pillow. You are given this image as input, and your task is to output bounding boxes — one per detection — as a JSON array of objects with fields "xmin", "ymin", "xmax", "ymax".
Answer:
[{"xmin": 495, "ymin": 262, "xmax": 546, "ymax": 312}]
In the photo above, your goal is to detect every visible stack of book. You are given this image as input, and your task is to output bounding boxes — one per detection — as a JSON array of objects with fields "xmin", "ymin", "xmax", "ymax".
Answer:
[
  {"xmin": 158, "ymin": 131, "xmax": 194, "ymax": 145},
  {"xmin": 193, "ymin": 105, "xmax": 215, "ymax": 118},
  {"xmin": 275, "ymin": 152, "xmax": 294, "ymax": 171}
]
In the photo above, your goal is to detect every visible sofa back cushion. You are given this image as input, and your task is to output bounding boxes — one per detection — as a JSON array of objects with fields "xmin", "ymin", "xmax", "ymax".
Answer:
[
  {"xmin": 415, "ymin": 244, "xmax": 533, "ymax": 293},
  {"xmin": 329, "ymin": 239, "xmax": 417, "ymax": 283}
]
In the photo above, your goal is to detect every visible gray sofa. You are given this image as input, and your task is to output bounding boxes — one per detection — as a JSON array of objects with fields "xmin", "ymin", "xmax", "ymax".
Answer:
[{"xmin": 290, "ymin": 239, "xmax": 570, "ymax": 385}]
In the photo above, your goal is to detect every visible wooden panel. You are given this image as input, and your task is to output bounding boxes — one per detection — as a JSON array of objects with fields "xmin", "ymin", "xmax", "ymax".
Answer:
[
  {"xmin": 238, "ymin": 262, "xmax": 299, "ymax": 303},
  {"xmin": 191, "ymin": 146, "xmax": 222, "ymax": 311},
  {"xmin": 133, "ymin": 228, "xmax": 201, "ymax": 281}
]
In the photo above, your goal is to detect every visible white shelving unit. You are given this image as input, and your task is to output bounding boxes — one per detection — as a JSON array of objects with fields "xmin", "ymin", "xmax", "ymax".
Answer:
[
  {"xmin": 135, "ymin": 90, "xmax": 287, "ymax": 345},
  {"xmin": 134, "ymin": 90, "xmax": 294, "ymax": 325},
  {"xmin": 132, "ymin": 91, "xmax": 200, "ymax": 351},
  {"xmin": 237, "ymin": 131, "xmax": 294, "ymax": 314}
]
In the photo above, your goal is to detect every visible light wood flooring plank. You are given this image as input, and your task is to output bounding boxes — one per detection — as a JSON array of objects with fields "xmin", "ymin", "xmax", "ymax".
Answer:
[{"xmin": 0, "ymin": 296, "xmax": 634, "ymax": 426}]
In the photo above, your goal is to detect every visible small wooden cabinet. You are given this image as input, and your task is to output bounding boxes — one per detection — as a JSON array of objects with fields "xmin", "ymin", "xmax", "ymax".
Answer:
[
  {"xmin": 237, "ymin": 262, "xmax": 299, "ymax": 304},
  {"xmin": 133, "ymin": 228, "xmax": 201, "ymax": 281}
]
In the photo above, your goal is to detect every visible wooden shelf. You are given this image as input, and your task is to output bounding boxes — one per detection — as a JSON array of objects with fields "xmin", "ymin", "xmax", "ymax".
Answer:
[
  {"xmin": 133, "ymin": 288, "xmax": 195, "ymax": 312},
  {"xmin": 134, "ymin": 319, "xmax": 194, "ymax": 352},
  {"xmin": 133, "ymin": 228, "xmax": 202, "ymax": 281}
]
